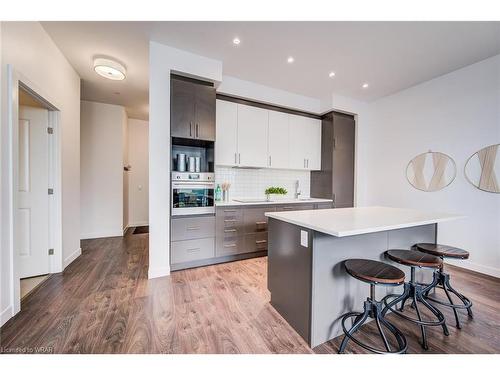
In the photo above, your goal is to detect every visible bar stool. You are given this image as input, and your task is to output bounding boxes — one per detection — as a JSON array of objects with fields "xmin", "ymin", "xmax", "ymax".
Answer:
[
  {"xmin": 414, "ymin": 243, "xmax": 473, "ymax": 328},
  {"xmin": 382, "ymin": 250, "xmax": 449, "ymax": 350},
  {"xmin": 338, "ymin": 259, "xmax": 408, "ymax": 354}
]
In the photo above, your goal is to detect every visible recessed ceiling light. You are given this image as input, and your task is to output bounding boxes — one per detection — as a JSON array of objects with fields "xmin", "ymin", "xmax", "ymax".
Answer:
[
  {"xmin": 329, "ymin": 72, "xmax": 336, "ymax": 78},
  {"xmin": 287, "ymin": 56, "xmax": 294, "ymax": 64},
  {"xmin": 94, "ymin": 58, "xmax": 126, "ymax": 81},
  {"xmin": 362, "ymin": 83, "xmax": 369, "ymax": 89},
  {"xmin": 233, "ymin": 37, "xmax": 241, "ymax": 45}
]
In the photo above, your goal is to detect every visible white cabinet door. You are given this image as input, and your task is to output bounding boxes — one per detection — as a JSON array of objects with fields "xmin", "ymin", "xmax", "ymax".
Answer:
[
  {"xmin": 237, "ymin": 104, "xmax": 268, "ymax": 168},
  {"xmin": 215, "ymin": 100, "xmax": 238, "ymax": 166},
  {"xmin": 288, "ymin": 114, "xmax": 308, "ymax": 170},
  {"xmin": 306, "ymin": 117, "xmax": 322, "ymax": 170},
  {"xmin": 268, "ymin": 111, "xmax": 289, "ymax": 169}
]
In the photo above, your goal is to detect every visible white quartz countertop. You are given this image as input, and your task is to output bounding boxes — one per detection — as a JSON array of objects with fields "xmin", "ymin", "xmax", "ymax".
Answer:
[
  {"xmin": 215, "ymin": 197, "xmax": 333, "ymax": 207},
  {"xmin": 265, "ymin": 206, "xmax": 463, "ymax": 237}
]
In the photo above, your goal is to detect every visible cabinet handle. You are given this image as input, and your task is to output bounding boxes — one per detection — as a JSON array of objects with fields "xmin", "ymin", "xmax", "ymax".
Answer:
[
  {"xmin": 303, "ymin": 158, "xmax": 306, "ymax": 168},
  {"xmin": 234, "ymin": 153, "xmax": 237, "ymax": 164},
  {"xmin": 306, "ymin": 159, "xmax": 309, "ymax": 168},
  {"xmin": 224, "ymin": 219, "xmax": 237, "ymax": 222},
  {"xmin": 282, "ymin": 206, "xmax": 295, "ymax": 210},
  {"xmin": 186, "ymin": 226, "xmax": 200, "ymax": 231},
  {"xmin": 224, "ymin": 244, "xmax": 237, "ymax": 248},
  {"xmin": 189, "ymin": 122, "xmax": 192, "ymax": 137},
  {"xmin": 255, "ymin": 221, "xmax": 267, "ymax": 225},
  {"xmin": 187, "ymin": 247, "xmax": 200, "ymax": 253},
  {"xmin": 196, "ymin": 123, "xmax": 199, "ymax": 138},
  {"xmin": 269, "ymin": 155, "xmax": 271, "ymax": 166},
  {"xmin": 238, "ymin": 153, "xmax": 241, "ymax": 164},
  {"xmin": 224, "ymin": 229, "xmax": 237, "ymax": 233},
  {"xmin": 255, "ymin": 240, "xmax": 267, "ymax": 244},
  {"xmin": 224, "ymin": 209, "xmax": 237, "ymax": 213}
]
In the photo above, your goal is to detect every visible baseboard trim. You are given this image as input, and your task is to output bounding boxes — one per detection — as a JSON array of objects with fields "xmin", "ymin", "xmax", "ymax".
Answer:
[
  {"xmin": 446, "ymin": 259, "xmax": 500, "ymax": 279},
  {"xmin": 127, "ymin": 221, "xmax": 149, "ymax": 228},
  {"xmin": 148, "ymin": 266, "xmax": 170, "ymax": 279},
  {"xmin": 63, "ymin": 247, "xmax": 82, "ymax": 269},
  {"xmin": 80, "ymin": 231, "xmax": 124, "ymax": 240},
  {"xmin": 1, "ymin": 305, "xmax": 13, "ymax": 327}
]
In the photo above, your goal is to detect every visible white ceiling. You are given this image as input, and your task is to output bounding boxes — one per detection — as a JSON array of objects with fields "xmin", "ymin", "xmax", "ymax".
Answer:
[{"xmin": 42, "ymin": 21, "xmax": 500, "ymax": 120}]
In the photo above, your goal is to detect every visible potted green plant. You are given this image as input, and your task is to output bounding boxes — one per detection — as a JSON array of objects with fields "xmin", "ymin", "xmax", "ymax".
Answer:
[{"xmin": 265, "ymin": 186, "xmax": 288, "ymax": 202}]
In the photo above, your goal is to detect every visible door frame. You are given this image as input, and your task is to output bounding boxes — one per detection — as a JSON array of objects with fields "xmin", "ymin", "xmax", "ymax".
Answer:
[{"xmin": 6, "ymin": 65, "xmax": 63, "ymax": 316}]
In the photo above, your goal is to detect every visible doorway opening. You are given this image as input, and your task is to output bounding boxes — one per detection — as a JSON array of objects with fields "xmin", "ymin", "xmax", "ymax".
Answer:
[{"xmin": 7, "ymin": 70, "xmax": 63, "ymax": 318}]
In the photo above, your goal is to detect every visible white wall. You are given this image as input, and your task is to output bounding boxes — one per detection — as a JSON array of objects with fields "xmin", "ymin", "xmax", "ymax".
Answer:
[
  {"xmin": 363, "ymin": 55, "xmax": 500, "ymax": 277},
  {"xmin": 218, "ymin": 75, "xmax": 322, "ymax": 114},
  {"xmin": 1, "ymin": 22, "xmax": 80, "ymax": 325},
  {"xmin": 128, "ymin": 119, "xmax": 149, "ymax": 227},
  {"xmin": 149, "ymin": 42, "xmax": 222, "ymax": 278},
  {"xmin": 80, "ymin": 101, "xmax": 126, "ymax": 239}
]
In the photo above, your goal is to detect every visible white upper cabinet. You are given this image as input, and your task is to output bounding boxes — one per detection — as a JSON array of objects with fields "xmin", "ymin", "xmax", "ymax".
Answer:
[
  {"xmin": 215, "ymin": 99, "xmax": 321, "ymax": 170},
  {"xmin": 306, "ymin": 117, "xmax": 322, "ymax": 170},
  {"xmin": 215, "ymin": 100, "xmax": 238, "ymax": 166},
  {"xmin": 289, "ymin": 115, "xmax": 321, "ymax": 170},
  {"xmin": 237, "ymin": 104, "xmax": 269, "ymax": 168},
  {"xmin": 268, "ymin": 111, "xmax": 290, "ymax": 169}
]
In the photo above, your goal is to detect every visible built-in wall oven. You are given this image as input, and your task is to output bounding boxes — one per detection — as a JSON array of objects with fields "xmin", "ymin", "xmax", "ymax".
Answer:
[{"xmin": 171, "ymin": 172, "xmax": 215, "ymax": 216}]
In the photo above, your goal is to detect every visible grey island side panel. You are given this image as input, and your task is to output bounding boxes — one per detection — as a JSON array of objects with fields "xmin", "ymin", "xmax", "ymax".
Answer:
[{"xmin": 266, "ymin": 216, "xmax": 436, "ymax": 348}]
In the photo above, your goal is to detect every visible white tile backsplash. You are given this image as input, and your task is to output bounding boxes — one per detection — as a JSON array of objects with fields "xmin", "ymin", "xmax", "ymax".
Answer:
[{"xmin": 215, "ymin": 167, "xmax": 310, "ymax": 199}]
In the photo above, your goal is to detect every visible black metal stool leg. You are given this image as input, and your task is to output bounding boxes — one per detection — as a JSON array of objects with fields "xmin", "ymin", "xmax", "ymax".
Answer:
[
  {"xmin": 338, "ymin": 307, "xmax": 370, "ymax": 354},
  {"xmin": 339, "ymin": 285, "xmax": 408, "ymax": 354},
  {"xmin": 416, "ymin": 292, "xmax": 449, "ymax": 336},
  {"xmin": 412, "ymin": 286, "xmax": 428, "ymax": 350}
]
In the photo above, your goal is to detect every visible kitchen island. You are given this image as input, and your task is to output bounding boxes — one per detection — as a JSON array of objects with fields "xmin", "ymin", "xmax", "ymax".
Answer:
[{"xmin": 265, "ymin": 206, "xmax": 462, "ymax": 348}]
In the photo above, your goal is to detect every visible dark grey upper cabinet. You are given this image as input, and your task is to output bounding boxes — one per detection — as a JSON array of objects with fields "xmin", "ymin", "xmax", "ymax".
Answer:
[
  {"xmin": 331, "ymin": 113, "xmax": 355, "ymax": 208},
  {"xmin": 310, "ymin": 112, "xmax": 355, "ymax": 208},
  {"xmin": 194, "ymin": 84, "xmax": 216, "ymax": 141},
  {"xmin": 171, "ymin": 76, "xmax": 215, "ymax": 141}
]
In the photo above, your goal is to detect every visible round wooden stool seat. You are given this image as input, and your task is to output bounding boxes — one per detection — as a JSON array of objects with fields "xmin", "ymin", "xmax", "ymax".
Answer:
[
  {"xmin": 344, "ymin": 259, "xmax": 405, "ymax": 285},
  {"xmin": 386, "ymin": 249, "xmax": 442, "ymax": 268},
  {"xmin": 415, "ymin": 243, "xmax": 469, "ymax": 259}
]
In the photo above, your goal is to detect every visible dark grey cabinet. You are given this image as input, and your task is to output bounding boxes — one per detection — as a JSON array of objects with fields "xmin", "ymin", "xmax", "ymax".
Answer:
[
  {"xmin": 171, "ymin": 76, "xmax": 216, "ymax": 141},
  {"xmin": 311, "ymin": 112, "xmax": 355, "ymax": 208}
]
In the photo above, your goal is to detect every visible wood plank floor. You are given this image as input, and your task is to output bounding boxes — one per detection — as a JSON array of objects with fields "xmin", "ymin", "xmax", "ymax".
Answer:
[{"xmin": 1, "ymin": 231, "xmax": 499, "ymax": 354}]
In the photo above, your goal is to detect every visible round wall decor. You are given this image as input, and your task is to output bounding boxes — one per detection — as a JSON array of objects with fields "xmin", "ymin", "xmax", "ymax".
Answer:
[
  {"xmin": 464, "ymin": 144, "xmax": 500, "ymax": 193},
  {"xmin": 406, "ymin": 151, "xmax": 456, "ymax": 192}
]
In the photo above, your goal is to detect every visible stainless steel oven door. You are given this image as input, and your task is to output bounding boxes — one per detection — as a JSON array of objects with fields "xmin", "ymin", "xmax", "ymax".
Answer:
[{"xmin": 171, "ymin": 182, "xmax": 215, "ymax": 216}]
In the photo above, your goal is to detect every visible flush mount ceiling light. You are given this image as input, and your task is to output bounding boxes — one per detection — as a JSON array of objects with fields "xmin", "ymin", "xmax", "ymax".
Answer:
[
  {"xmin": 94, "ymin": 58, "xmax": 126, "ymax": 81},
  {"xmin": 329, "ymin": 71, "xmax": 336, "ymax": 78},
  {"xmin": 362, "ymin": 83, "xmax": 369, "ymax": 88},
  {"xmin": 287, "ymin": 56, "xmax": 295, "ymax": 63},
  {"xmin": 233, "ymin": 37, "xmax": 241, "ymax": 45}
]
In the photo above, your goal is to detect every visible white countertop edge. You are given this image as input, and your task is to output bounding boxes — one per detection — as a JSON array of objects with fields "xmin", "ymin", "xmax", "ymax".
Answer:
[
  {"xmin": 215, "ymin": 198, "xmax": 333, "ymax": 207},
  {"xmin": 265, "ymin": 207, "xmax": 464, "ymax": 237}
]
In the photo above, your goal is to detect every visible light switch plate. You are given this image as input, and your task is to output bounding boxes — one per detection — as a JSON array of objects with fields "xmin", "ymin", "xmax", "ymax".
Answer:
[{"xmin": 300, "ymin": 230, "xmax": 308, "ymax": 247}]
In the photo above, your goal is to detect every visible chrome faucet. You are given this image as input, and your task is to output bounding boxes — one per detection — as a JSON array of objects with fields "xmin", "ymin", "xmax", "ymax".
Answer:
[{"xmin": 294, "ymin": 180, "xmax": 302, "ymax": 199}]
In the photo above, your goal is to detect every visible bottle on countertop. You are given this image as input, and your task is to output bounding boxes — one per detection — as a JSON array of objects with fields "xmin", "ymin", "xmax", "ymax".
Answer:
[{"xmin": 215, "ymin": 184, "xmax": 222, "ymax": 201}]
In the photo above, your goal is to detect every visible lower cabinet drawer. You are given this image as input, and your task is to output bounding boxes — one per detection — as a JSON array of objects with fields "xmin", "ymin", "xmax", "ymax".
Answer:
[
  {"xmin": 171, "ymin": 238, "xmax": 215, "ymax": 264},
  {"xmin": 276, "ymin": 204, "xmax": 315, "ymax": 211},
  {"xmin": 171, "ymin": 216, "xmax": 215, "ymax": 241},
  {"xmin": 216, "ymin": 236, "xmax": 244, "ymax": 257},
  {"xmin": 244, "ymin": 232, "xmax": 268, "ymax": 254}
]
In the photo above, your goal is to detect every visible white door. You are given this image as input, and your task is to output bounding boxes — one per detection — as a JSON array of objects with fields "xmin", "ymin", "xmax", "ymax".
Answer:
[
  {"xmin": 215, "ymin": 100, "xmax": 238, "ymax": 166},
  {"xmin": 306, "ymin": 117, "xmax": 322, "ymax": 170},
  {"xmin": 268, "ymin": 111, "xmax": 289, "ymax": 169},
  {"xmin": 288, "ymin": 114, "xmax": 308, "ymax": 170},
  {"xmin": 17, "ymin": 106, "xmax": 50, "ymax": 278},
  {"xmin": 237, "ymin": 104, "xmax": 268, "ymax": 168}
]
